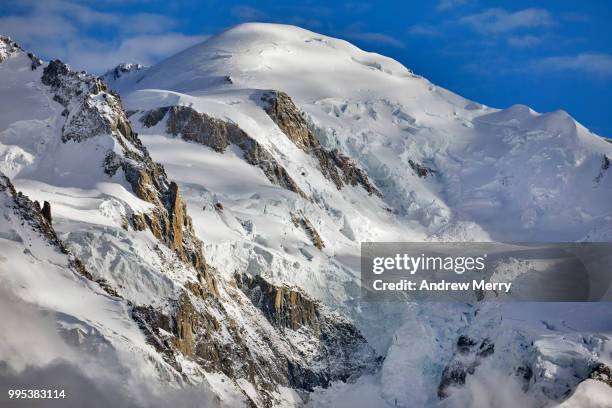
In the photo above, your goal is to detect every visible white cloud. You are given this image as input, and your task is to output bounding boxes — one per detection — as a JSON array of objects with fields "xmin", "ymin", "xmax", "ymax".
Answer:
[
  {"xmin": 0, "ymin": 0, "xmax": 206, "ymax": 73},
  {"xmin": 536, "ymin": 53, "xmax": 612, "ymax": 77},
  {"xmin": 460, "ymin": 8, "xmax": 554, "ymax": 34},
  {"xmin": 507, "ymin": 35, "xmax": 543, "ymax": 48},
  {"xmin": 436, "ymin": 0, "xmax": 470, "ymax": 12},
  {"xmin": 408, "ymin": 24, "xmax": 442, "ymax": 37},
  {"xmin": 345, "ymin": 31, "xmax": 404, "ymax": 48},
  {"xmin": 34, "ymin": 0, "xmax": 120, "ymax": 26},
  {"xmin": 64, "ymin": 33, "xmax": 208, "ymax": 73}
]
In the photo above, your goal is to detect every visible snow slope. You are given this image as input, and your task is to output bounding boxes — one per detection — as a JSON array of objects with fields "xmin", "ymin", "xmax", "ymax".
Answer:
[
  {"xmin": 0, "ymin": 34, "xmax": 380, "ymax": 408},
  {"xmin": 1, "ymin": 22, "xmax": 612, "ymax": 407},
  {"xmin": 108, "ymin": 23, "xmax": 612, "ymax": 407},
  {"xmin": 0, "ymin": 172, "xmax": 219, "ymax": 408}
]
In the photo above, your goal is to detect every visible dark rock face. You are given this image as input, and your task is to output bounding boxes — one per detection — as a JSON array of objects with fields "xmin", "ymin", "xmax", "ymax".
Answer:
[
  {"xmin": 595, "ymin": 154, "xmax": 610, "ymax": 183},
  {"xmin": 140, "ymin": 106, "xmax": 170, "ymax": 128},
  {"xmin": 590, "ymin": 363, "xmax": 612, "ymax": 387},
  {"xmin": 141, "ymin": 105, "xmax": 307, "ymax": 198},
  {"xmin": 291, "ymin": 212, "xmax": 325, "ymax": 249},
  {"xmin": 261, "ymin": 91, "xmax": 319, "ymax": 152},
  {"xmin": 328, "ymin": 149, "xmax": 383, "ymax": 196},
  {"xmin": 133, "ymin": 273, "xmax": 381, "ymax": 407},
  {"xmin": 236, "ymin": 273, "xmax": 320, "ymax": 332},
  {"xmin": 117, "ymin": 154, "xmax": 213, "ymax": 289},
  {"xmin": 27, "ymin": 53, "xmax": 42, "ymax": 70},
  {"xmin": 42, "ymin": 60, "xmax": 77, "ymax": 92},
  {"xmin": 408, "ymin": 159, "xmax": 436, "ymax": 178},
  {"xmin": 438, "ymin": 336, "xmax": 495, "ymax": 398},
  {"xmin": 42, "ymin": 60, "xmax": 116, "ymax": 143},
  {"xmin": 261, "ymin": 90, "xmax": 382, "ymax": 197},
  {"xmin": 515, "ymin": 364, "xmax": 533, "ymax": 391},
  {"xmin": 41, "ymin": 201, "xmax": 52, "ymax": 224},
  {"xmin": 235, "ymin": 273, "xmax": 382, "ymax": 391}
]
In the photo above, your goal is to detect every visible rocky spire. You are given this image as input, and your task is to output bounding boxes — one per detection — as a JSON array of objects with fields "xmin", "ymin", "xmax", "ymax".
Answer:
[{"xmin": 41, "ymin": 201, "xmax": 52, "ymax": 224}]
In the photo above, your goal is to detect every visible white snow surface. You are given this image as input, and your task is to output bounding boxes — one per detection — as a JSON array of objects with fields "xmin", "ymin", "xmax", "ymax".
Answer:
[{"xmin": 1, "ymin": 23, "xmax": 612, "ymax": 407}]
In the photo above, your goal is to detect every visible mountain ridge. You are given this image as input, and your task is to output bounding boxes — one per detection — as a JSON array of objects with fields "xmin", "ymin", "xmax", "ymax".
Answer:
[{"xmin": 1, "ymin": 24, "xmax": 612, "ymax": 407}]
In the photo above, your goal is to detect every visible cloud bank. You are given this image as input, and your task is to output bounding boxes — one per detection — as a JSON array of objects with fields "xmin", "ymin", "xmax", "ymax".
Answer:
[{"xmin": 0, "ymin": 0, "xmax": 206, "ymax": 73}]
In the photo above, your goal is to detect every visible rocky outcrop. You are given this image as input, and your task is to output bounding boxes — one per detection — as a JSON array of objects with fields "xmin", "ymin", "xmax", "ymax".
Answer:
[
  {"xmin": 27, "ymin": 53, "xmax": 42, "ymax": 70},
  {"xmin": 408, "ymin": 159, "xmax": 436, "ymax": 178},
  {"xmin": 41, "ymin": 60, "xmax": 134, "ymax": 144},
  {"xmin": 102, "ymin": 63, "xmax": 146, "ymax": 81},
  {"xmin": 41, "ymin": 201, "xmax": 52, "ymax": 224},
  {"xmin": 590, "ymin": 363, "xmax": 612, "ymax": 387},
  {"xmin": 236, "ymin": 273, "xmax": 320, "ymax": 332},
  {"xmin": 132, "ymin": 272, "xmax": 381, "ymax": 406},
  {"xmin": 261, "ymin": 91, "xmax": 319, "ymax": 151},
  {"xmin": 261, "ymin": 90, "xmax": 382, "ymax": 197},
  {"xmin": 235, "ymin": 273, "xmax": 382, "ymax": 390},
  {"xmin": 0, "ymin": 36, "xmax": 41, "ymax": 69},
  {"xmin": 40, "ymin": 59, "xmax": 213, "ymax": 290},
  {"xmin": 291, "ymin": 211, "xmax": 325, "ymax": 250},
  {"xmin": 438, "ymin": 335, "xmax": 495, "ymax": 398},
  {"xmin": 140, "ymin": 106, "xmax": 170, "ymax": 128},
  {"xmin": 140, "ymin": 106, "xmax": 306, "ymax": 197},
  {"xmin": 595, "ymin": 154, "xmax": 610, "ymax": 183}
]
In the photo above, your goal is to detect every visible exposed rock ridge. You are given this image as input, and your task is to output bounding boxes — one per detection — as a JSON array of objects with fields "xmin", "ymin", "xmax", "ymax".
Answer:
[
  {"xmin": 0, "ymin": 172, "xmax": 91, "ymax": 281},
  {"xmin": 0, "ymin": 36, "xmax": 23, "ymax": 63},
  {"xmin": 261, "ymin": 90, "xmax": 382, "ymax": 197},
  {"xmin": 590, "ymin": 363, "xmax": 612, "ymax": 387},
  {"xmin": 408, "ymin": 159, "xmax": 436, "ymax": 178},
  {"xmin": 133, "ymin": 272, "xmax": 381, "ymax": 406},
  {"xmin": 0, "ymin": 36, "xmax": 41, "ymax": 69},
  {"xmin": 291, "ymin": 211, "xmax": 325, "ymax": 250},
  {"xmin": 235, "ymin": 273, "xmax": 381, "ymax": 390},
  {"xmin": 40, "ymin": 59, "xmax": 212, "ymax": 288},
  {"xmin": 437, "ymin": 335, "xmax": 495, "ymax": 399},
  {"xmin": 236, "ymin": 273, "xmax": 320, "ymax": 332},
  {"xmin": 102, "ymin": 63, "xmax": 146, "ymax": 81},
  {"xmin": 595, "ymin": 154, "xmax": 610, "ymax": 183},
  {"xmin": 140, "ymin": 106, "xmax": 306, "ymax": 198}
]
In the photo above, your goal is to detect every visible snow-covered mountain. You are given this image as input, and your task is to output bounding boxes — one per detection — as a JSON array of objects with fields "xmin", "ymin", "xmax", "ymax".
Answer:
[{"xmin": 1, "ymin": 23, "xmax": 612, "ymax": 408}]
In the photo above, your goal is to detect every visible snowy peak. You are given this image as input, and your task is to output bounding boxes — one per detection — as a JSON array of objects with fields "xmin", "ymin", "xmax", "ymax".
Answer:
[
  {"xmin": 0, "ymin": 35, "xmax": 42, "ymax": 69},
  {"xmin": 0, "ymin": 36, "xmax": 382, "ymax": 407},
  {"xmin": 2, "ymin": 24, "xmax": 612, "ymax": 408},
  {"xmin": 101, "ymin": 62, "xmax": 148, "ymax": 92},
  {"xmin": 128, "ymin": 22, "xmax": 420, "ymax": 98},
  {"xmin": 0, "ymin": 36, "xmax": 21, "ymax": 62},
  {"xmin": 103, "ymin": 62, "xmax": 146, "ymax": 81}
]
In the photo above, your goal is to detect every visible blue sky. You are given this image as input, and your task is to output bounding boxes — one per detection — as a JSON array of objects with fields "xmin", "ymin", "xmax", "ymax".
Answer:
[{"xmin": 1, "ymin": 0, "xmax": 611, "ymax": 137}]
